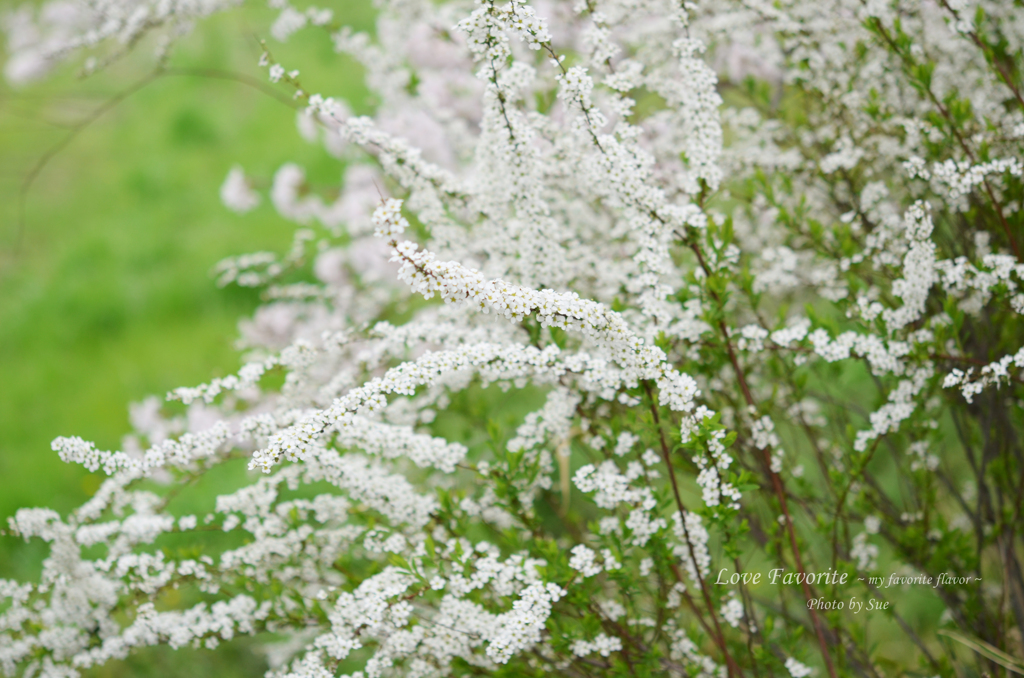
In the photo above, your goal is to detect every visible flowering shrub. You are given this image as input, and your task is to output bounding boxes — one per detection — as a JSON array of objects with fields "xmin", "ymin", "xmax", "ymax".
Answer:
[{"xmin": 3, "ymin": 0, "xmax": 1024, "ymax": 677}]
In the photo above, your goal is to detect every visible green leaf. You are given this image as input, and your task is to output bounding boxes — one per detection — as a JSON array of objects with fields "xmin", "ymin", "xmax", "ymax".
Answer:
[{"xmin": 938, "ymin": 630, "xmax": 1024, "ymax": 675}]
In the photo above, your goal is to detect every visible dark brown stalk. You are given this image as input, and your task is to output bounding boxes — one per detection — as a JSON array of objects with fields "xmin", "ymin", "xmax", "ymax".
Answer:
[
  {"xmin": 687, "ymin": 239, "xmax": 839, "ymax": 678},
  {"xmin": 644, "ymin": 381, "xmax": 743, "ymax": 678}
]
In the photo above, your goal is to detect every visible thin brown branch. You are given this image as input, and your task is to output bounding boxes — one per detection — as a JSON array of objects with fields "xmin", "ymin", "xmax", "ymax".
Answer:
[
  {"xmin": 644, "ymin": 381, "xmax": 743, "ymax": 678},
  {"xmin": 11, "ymin": 65, "xmax": 302, "ymax": 258}
]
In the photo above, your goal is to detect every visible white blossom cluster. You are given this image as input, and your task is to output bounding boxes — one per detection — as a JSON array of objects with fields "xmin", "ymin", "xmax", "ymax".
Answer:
[
  {"xmin": 4, "ymin": 0, "xmax": 1024, "ymax": 675},
  {"xmin": 786, "ymin": 657, "xmax": 814, "ymax": 678},
  {"xmin": 570, "ymin": 633, "xmax": 623, "ymax": 658}
]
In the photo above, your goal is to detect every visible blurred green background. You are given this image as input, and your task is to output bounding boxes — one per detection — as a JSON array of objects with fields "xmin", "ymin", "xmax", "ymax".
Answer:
[{"xmin": 0, "ymin": 4, "xmax": 371, "ymax": 674}]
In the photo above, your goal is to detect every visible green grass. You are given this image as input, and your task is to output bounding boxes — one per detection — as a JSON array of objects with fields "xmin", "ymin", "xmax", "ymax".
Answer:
[{"xmin": 0, "ymin": 5, "xmax": 372, "ymax": 672}]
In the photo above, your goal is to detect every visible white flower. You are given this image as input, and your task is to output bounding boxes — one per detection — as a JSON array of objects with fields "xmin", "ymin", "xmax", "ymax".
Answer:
[
  {"xmin": 220, "ymin": 166, "xmax": 260, "ymax": 213},
  {"xmin": 568, "ymin": 545, "xmax": 601, "ymax": 578},
  {"xmin": 786, "ymin": 657, "xmax": 814, "ymax": 678},
  {"xmin": 721, "ymin": 596, "xmax": 744, "ymax": 628},
  {"xmin": 571, "ymin": 633, "xmax": 622, "ymax": 658},
  {"xmin": 371, "ymin": 198, "xmax": 409, "ymax": 238}
]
